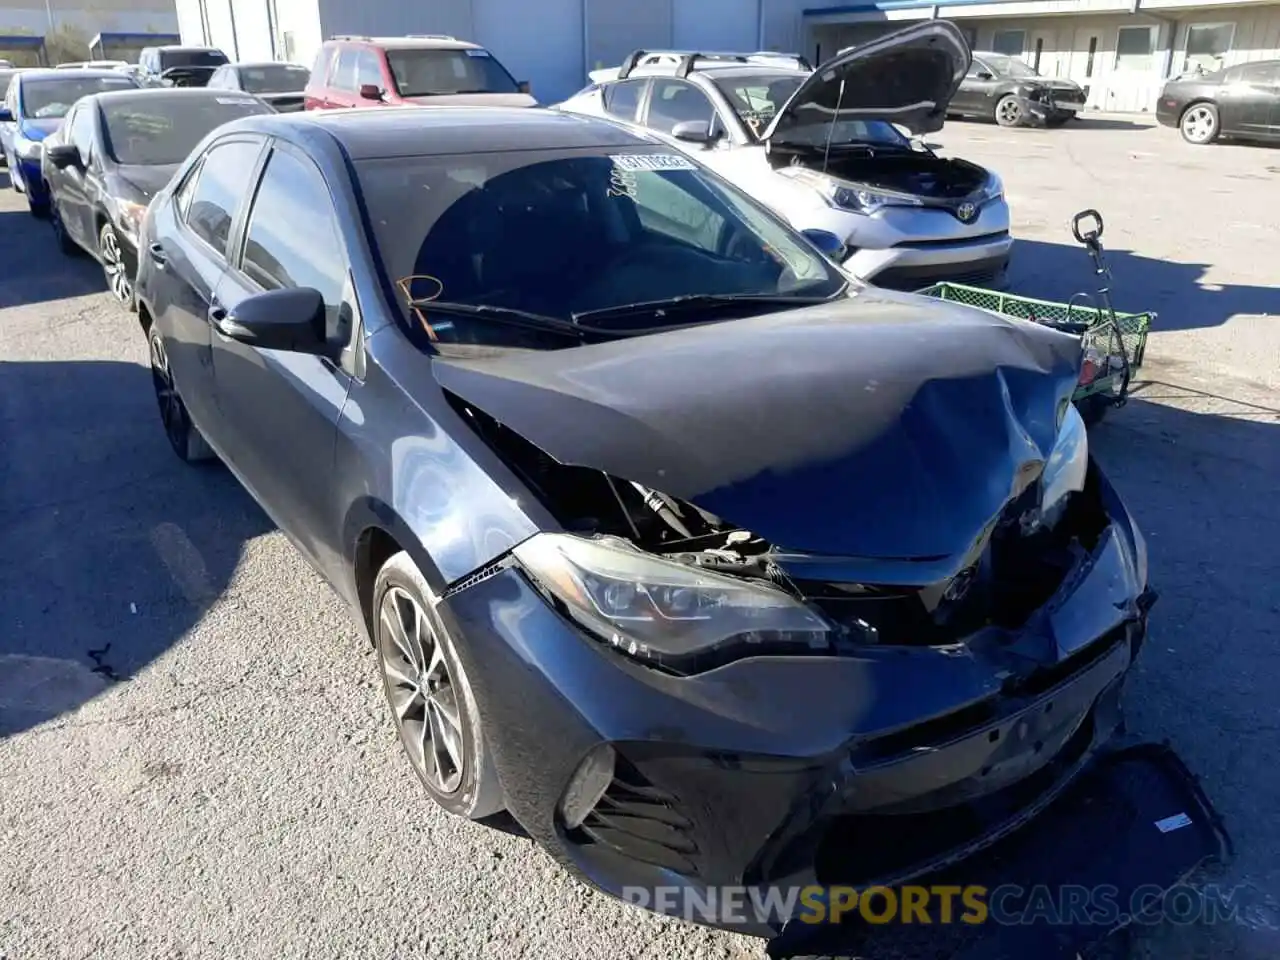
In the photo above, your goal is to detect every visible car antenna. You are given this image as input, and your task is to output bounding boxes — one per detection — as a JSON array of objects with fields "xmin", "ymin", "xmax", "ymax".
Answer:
[{"xmin": 821, "ymin": 74, "xmax": 847, "ymax": 174}]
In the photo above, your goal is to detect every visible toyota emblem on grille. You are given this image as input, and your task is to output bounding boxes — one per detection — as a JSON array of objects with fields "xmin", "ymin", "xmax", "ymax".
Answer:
[{"xmin": 956, "ymin": 202, "xmax": 977, "ymax": 223}]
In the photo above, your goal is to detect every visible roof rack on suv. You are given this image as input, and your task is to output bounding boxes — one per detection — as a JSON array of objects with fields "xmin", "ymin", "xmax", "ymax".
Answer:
[
  {"xmin": 330, "ymin": 35, "xmax": 371, "ymax": 41},
  {"xmin": 404, "ymin": 34, "xmax": 456, "ymax": 40},
  {"xmin": 615, "ymin": 49, "xmax": 811, "ymax": 80}
]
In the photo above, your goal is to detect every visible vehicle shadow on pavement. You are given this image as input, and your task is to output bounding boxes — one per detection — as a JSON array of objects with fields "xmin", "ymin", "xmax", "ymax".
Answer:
[
  {"xmin": 1009, "ymin": 238, "xmax": 1280, "ymax": 333},
  {"xmin": 0, "ymin": 359, "xmax": 272, "ymax": 738},
  {"xmin": 946, "ymin": 115, "xmax": 1154, "ymax": 132},
  {"xmin": 1068, "ymin": 115, "xmax": 1155, "ymax": 131},
  {"xmin": 0, "ymin": 210, "xmax": 109, "ymax": 308},
  {"xmin": 1089, "ymin": 386, "xmax": 1280, "ymax": 960}
]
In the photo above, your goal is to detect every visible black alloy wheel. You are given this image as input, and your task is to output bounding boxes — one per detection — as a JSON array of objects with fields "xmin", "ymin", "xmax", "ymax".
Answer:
[{"xmin": 373, "ymin": 550, "xmax": 504, "ymax": 820}]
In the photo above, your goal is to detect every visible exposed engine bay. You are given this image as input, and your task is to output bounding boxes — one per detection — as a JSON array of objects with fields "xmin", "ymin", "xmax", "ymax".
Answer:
[
  {"xmin": 449, "ymin": 391, "xmax": 1109, "ymax": 667},
  {"xmin": 770, "ymin": 145, "xmax": 992, "ymax": 199}
]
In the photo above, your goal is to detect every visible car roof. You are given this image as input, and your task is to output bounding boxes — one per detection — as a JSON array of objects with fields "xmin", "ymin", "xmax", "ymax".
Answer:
[
  {"xmin": 687, "ymin": 63, "xmax": 805, "ymax": 79},
  {"xmin": 88, "ymin": 87, "xmax": 261, "ymax": 107},
  {"xmin": 233, "ymin": 61, "xmax": 306, "ymax": 69},
  {"xmin": 327, "ymin": 36, "xmax": 480, "ymax": 51},
  {"xmin": 157, "ymin": 45, "xmax": 224, "ymax": 52},
  {"xmin": 17, "ymin": 68, "xmax": 134, "ymax": 82},
  {"xmin": 223, "ymin": 106, "xmax": 656, "ymax": 160}
]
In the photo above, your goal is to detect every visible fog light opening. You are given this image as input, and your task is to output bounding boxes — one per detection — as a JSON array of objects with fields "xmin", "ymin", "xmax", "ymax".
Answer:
[{"xmin": 559, "ymin": 743, "xmax": 616, "ymax": 830}]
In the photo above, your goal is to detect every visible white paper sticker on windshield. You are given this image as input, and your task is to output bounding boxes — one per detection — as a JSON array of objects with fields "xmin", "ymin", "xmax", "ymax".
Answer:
[
  {"xmin": 610, "ymin": 153, "xmax": 697, "ymax": 172},
  {"xmin": 216, "ymin": 97, "xmax": 258, "ymax": 106},
  {"xmin": 465, "ymin": 49, "xmax": 491, "ymax": 57}
]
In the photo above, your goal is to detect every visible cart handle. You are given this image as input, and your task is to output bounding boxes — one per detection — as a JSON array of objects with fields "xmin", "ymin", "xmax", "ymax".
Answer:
[{"xmin": 1071, "ymin": 209, "xmax": 1104, "ymax": 245}]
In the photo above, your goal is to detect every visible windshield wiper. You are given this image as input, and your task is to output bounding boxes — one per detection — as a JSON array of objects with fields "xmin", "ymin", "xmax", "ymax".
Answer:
[
  {"xmin": 406, "ymin": 300, "xmax": 585, "ymax": 341},
  {"xmin": 572, "ymin": 291, "xmax": 841, "ymax": 328}
]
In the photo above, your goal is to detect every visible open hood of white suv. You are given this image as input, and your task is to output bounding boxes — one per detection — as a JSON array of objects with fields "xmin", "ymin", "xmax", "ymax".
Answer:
[{"xmin": 762, "ymin": 20, "xmax": 971, "ymax": 145}]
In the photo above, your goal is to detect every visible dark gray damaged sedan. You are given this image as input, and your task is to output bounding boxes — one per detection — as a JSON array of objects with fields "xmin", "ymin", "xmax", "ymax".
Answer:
[{"xmin": 133, "ymin": 106, "xmax": 1157, "ymax": 939}]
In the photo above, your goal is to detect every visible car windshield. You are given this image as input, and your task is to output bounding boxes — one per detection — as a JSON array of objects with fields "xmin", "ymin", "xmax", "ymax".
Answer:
[
  {"xmin": 237, "ymin": 64, "xmax": 308, "ymax": 93},
  {"xmin": 102, "ymin": 95, "xmax": 269, "ymax": 165},
  {"xmin": 160, "ymin": 49, "xmax": 228, "ymax": 69},
  {"xmin": 712, "ymin": 73, "xmax": 804, "ymax": 137},
  {"xmin": 21, "ymin": 76, "xmax": 136, "ymax": 118},
  {"xmin": 357, "ymin": 148, "xmax": 846, "ymax": 347},
  {"xmin": 982, "ymin": 54, "xmax": 1039, "ymax": 78},
  {"xmin": 384, "ymin": 48, "xmax": 520, "ymax": 97}
]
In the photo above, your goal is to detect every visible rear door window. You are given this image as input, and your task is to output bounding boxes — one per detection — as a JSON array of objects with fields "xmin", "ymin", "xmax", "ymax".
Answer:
[
  {"xmin": 603, "ymin": 79, "xmax": 646, "ymax": 122},
  {"xmin": 331, "ymin": 47, "xmax": 359, "ymax": 92},
  {"xmin": 644, "ymin": 79, "xmax": 717, "ymax": 133},
  {"xmin": 182, "ymin": 139, "xmax": 264, "ymax": 257}
]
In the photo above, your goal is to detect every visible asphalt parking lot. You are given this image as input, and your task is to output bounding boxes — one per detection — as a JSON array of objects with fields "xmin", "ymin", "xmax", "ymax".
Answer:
[{"xmin": 1, "ymin": 115, "xmax": 1278, "ymax": 960}]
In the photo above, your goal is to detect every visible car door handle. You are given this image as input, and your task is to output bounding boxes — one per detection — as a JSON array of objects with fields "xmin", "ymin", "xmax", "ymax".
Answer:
[{"xmin": 147, "ymin": 242, "xmax": 168, "ymax": 268}]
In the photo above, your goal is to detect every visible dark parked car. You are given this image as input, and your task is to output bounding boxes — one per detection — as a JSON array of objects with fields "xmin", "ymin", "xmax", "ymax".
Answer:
[
  {"xmin": 206, "ymin": 61, "xmax": 310, "ymax": 111},
  {"xmin": 134, "ymin": 107, "xmax": 1154, "ymax": 939},
  {"xmin": 41, "ymin": 87, "xmax": 272, "ymax": 306},
  {"xmin": 0, "ymin": 68, "xmax": 140, "ymax": 216},
  {"xmin": 949, "ymin": 52, "xmax": 1087, "ymax": 127},
  {"xmin": 1156, "ymin": 59, "xmax": 1280, "ymax": 144},
  {"xmin": 137, "ymin": 45, "xmax": 229, "ymax": 88}
]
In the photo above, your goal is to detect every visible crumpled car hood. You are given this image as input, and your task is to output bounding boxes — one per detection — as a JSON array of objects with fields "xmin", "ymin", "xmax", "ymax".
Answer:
[{"xmin": 433, "ymin": 292, "xmax": 1082, "ymax": 560}]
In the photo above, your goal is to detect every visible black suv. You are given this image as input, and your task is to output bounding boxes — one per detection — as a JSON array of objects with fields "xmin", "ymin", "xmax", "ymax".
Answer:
[{"xmin": 137, "ymin": 45, "xmax": 229, "ymax": 88}]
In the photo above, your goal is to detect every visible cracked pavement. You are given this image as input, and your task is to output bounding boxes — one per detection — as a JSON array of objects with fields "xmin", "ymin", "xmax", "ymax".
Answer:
[{"xmin": 2, "ymin": 118, "xmax": 1279, "ymax": 959}]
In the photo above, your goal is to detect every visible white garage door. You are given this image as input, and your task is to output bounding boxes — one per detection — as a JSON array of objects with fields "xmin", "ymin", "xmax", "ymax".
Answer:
[
  {"xmin": 472, "ymin": 0, "xmax": 583, "ymax": 104},
  {"xmin": 673, "ymin": 0, "xmax": 758, "ymax": 53}
]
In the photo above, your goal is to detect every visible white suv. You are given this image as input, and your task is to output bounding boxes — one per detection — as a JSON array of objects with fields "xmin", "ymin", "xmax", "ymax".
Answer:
[{"xmin": 556, "ymin": 21, "xmax": 1012, "ymax": 290}]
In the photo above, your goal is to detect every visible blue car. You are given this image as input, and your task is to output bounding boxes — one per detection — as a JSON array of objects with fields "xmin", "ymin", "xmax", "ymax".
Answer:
[{"xmin": 0, "ymin": 68, "xmax": 137, "ymax": 215}]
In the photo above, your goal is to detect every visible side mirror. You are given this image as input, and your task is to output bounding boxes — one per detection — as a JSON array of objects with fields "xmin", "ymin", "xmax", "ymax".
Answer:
[
  {"xmin": 45, "ymin": 142, "xmax": 80, "ymax": 168},
  {"xmin": 213, "ymin": 287, "xmax": 331, "ymax": 356},
  {"xmin": 671, "ymin": 119, "xmax": 718, "ymax": 145},
  {"xmin": 801, "ymin": 228, "xmax": 848, "ymax": 262},
  {"xmin": 0, "ymin": 106, "xmax": 11, "ymax": 122},
  {"xmin": 517, "ymin": 80, "xmax": 531, "ymax": 94},
  {"xmin": 976, "ymin": 71, "xmax": 994, "ymax": 81},
  {"xmin": 358, "ymin": 83, "xmax": 383, "ymax": 101}
]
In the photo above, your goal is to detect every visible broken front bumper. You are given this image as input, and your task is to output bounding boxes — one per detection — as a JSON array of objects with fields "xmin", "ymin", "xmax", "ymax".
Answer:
[{"xmin": 441, "ymin": 471, "xmax": 1153, "ymax": 938}]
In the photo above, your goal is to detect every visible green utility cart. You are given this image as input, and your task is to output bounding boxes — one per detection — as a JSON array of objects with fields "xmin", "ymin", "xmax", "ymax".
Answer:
[{"xmin": 917, "ymin": 210, "xmax": 1154, "ymax": 426}]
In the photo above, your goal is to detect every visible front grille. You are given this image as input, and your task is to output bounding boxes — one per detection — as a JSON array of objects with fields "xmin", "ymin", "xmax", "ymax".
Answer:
[
  {"xmin": 893, "ymin": 230, "xmax": 1009, "ymax": 250},
  {"xmin": 815, "ymin": 706, "xmax": 1097, "ymax": 886},
  {"xmin": 872, "ymin": 254, "xmax": 1009, "ymax": 291},
  {"xmin": 571, "ymin": 758, "xmax": 701, "ymax": 876}
]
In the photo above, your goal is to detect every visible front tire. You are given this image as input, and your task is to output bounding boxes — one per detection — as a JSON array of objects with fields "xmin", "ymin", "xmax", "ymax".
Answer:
[
  {"xmin": 27, "ymin": 194, "xmax": 48, "ymax": 218},
  {"xmin": 99, "ymin": 221, "xmax": 135, "ymax": 309},
  {"xmin": 994, "ymin": 94, "xmax": 1025, "ymax": 128},
  {"xmin": 373, "ymin": 550, "xmax": 504, "ymax": 820},
  {"xmin": 148, "ymin": 325, "xmax": 215, "ymax": 463},
  {"xmin": 1180, "ymin": 102, "xmax": 1219, "ymax": 144}
]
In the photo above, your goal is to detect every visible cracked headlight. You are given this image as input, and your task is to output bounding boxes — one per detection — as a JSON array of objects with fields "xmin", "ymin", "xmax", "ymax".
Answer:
[
  {"xmin": 780, "ymin": 166, "xmax": 923, "ymax": 214},
  {"xmin": 16, "ymin": 138, "xmax": 43, "ymax": 161},
  {"xmin": 514, "ymin": 532, "xmax": 831, "ymax": 670},
  {"xmin": 1039, "ymin": 404, "xmax": 1088, "ymax": 528}
]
